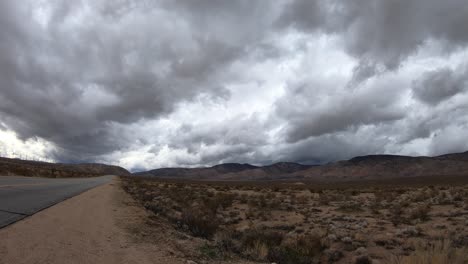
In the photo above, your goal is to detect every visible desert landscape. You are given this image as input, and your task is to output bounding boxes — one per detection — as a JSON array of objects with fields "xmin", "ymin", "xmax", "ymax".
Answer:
[
  {"xmin": 1, "ymin": 152, "xmax": 468, "ymax": 263},
  {"xmin": 122, "ymin": 176, "xmax": 468, "ymax": 263},
  {"xmin": 1, "ymin": 1, "xmax": 468, "ymax": 263}
]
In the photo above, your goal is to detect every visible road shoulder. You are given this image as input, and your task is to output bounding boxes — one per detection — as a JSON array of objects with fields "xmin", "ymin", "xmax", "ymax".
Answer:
[{"xmin": 0, "ymin": 178, "xmax": 185, "ymax": 264}]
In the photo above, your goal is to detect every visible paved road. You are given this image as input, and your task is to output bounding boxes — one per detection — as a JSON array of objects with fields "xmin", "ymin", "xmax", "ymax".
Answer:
[{"xmin": 0, "ymin": 175, "xmax": 114, "ymax": 228}]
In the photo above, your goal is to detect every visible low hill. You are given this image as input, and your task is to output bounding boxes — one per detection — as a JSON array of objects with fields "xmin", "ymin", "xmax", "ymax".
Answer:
[
  {"xmin": 0, "ymin": 157, "xmax": 130, "ymax": 178},
  {"xmin": 134, "ymin": 162, "xmax": 314, "ymax": 180},
  {"xmin": 134, "ymin": 163, "xmax": 259, "ymax": 179}
]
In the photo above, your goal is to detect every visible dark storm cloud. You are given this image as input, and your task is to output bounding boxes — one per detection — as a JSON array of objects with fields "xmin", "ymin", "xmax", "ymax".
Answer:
[
  {"xmin": 412, "ymin": 66, "xmax": 468, "ymax": 105},
  {"xmin": 1, "ymin": 0, "xmax": 468, "ymax": 168},
  {"xmin": 0, "ymin": 0, "xmax": 279, "ymax": 161},
  {"xmin": 279, "ymin": 0, "xmax": 468, "ymax": 81},
  {"xmin": 278, "ymin": 132, "xmax": 389, "ymax": 165}
]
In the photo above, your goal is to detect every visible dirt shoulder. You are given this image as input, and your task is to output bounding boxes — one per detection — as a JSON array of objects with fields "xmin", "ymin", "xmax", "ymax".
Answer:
[{"xmin": 0, "ymin": 178, "xmax": 186, "ymax": 264}]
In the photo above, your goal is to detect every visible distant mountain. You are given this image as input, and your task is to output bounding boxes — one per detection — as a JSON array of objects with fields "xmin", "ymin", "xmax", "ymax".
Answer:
[
  {"xmin": 0, "ymin": 157, "xmax": 130, "ymax": 178},
  {"xmin": 134, "ymin": 162, "xmax": 314, "ymax": 180},
  {"xmin": 133, "ymin": 163, "xmax": 259, "ymax": 179},
  {"xmin": 291, "ymin": 151, "xmax": 468, "ymax": 181},
  {"xmin": 134, "ymin": 151, "xmax": 468, "ymax": 182}
]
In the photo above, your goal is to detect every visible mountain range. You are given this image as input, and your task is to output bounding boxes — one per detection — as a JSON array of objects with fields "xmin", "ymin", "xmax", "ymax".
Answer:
[
  {"xmin": 1, "ymin": 151, "xmax": 468, "ymax": 182},
  {"xmin": 134, "ymin": 151, "xmax": 468, "ymax": 182}
]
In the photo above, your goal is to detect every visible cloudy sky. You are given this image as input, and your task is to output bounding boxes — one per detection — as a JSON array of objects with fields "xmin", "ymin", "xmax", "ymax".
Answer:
[{"xmin": 0, "ymin": 0, "xmax": 468, "ymax": 171}]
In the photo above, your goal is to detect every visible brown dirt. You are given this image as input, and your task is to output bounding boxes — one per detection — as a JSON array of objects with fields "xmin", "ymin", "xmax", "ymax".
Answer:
[{"xmin": 0, "ymin": 178, "xmax": 185, "ymax": 264}]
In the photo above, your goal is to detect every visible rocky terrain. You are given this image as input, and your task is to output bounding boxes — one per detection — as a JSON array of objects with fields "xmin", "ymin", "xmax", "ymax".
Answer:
[
  {"xmin": 0, "ymin": 157, "xmax": 130, "ymax": 178},
  {"xmin": 134, "ymin": 151, "xmax": 468, "ymax": 182}
]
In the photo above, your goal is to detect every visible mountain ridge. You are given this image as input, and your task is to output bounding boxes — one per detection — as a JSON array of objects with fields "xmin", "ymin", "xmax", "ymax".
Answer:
[{"xmin": 134, "ymin": 151, "xmax": 468, "ymax": 181}]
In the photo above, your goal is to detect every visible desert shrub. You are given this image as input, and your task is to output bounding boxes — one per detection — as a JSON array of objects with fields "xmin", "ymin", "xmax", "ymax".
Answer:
[
  {"xmin": 355, "ymin": 255, "xmax": 372, "ymax": 264},
  {"xmin": 203, "ymin": 192, "xmax": 235, "ymax": 213},
  {"xmin": 411, "ymin": 189, "xmax": 432, "ymax": 203},
  {"xmin": 319, "ymin": 193, "xmax": 331, "ymax": 205},
  {"xmin": 267, "ymin": 233, "xmax": 325, "ymax": 264},
  {"xmin": 241, "ymin": 229, "xmax": 284, "ymax": 249},
  {"xmin": 258, "ymin": 195, "xmax": 268, "ymax": 207},
  {"xmin": 237, "ymin": 229, "xmax": 284, "ymax": 260},
  {"xmin": 199, "ymin": 243, "xmax": 222, "ymax": 259},
  {"xmin": 181, "ymin": 208, "xmax": 219, "ymax": 238},
  {"xmin": 375, "ymin": 191, "xmax": 397, "ymax": 204},
  {"xmin": 370, "ymin": 199, "xmax": 381, "ymax": 214},
  {"xmin": 390, "ymin": 203, "xmax": 405, "ymax": 226},
  {"xmin": 267, "ymin": 247, "xmax": 311, "ymax": 264},
  {"xmin": 291, "ymin": 233, "xmax": 325, "ymax": 257},
  {"xmin": 452, "ymin": 191, "xmax": 464, "ymax": 202},
  {"xmin": 236, "ymin": 228, "xmax": 326, "ymax": 263},
  {"xmin": 409, "ymin": 203, "xmax": 431, "ymax": 222},
  {"xmin": 238, "ymin": 193, "xmax": 248, "ymax": 203},
  {"xmin": 296, "ymin": 195, "xmax": 310, "ymax": 204},
  {"xmin": 267, "ymin": 198, "xmax": 282, "ymax": 209},
  {"xmin": 144, "ymin": 201, "xmax": 165, "ymax": 215},
  {"xmin": 213, "ymin": 230, "xmax": 241, "ymax": 254}
]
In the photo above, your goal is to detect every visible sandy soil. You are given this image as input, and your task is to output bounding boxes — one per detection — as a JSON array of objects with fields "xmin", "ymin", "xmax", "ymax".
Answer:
[{"xmin": 0, "ymin": 178, "xmax": 186, "ymax": 264}]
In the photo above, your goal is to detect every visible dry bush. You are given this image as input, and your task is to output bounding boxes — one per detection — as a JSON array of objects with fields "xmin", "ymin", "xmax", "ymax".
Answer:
[
  {"xmin": 337, "ymin": 201, "xmax": 364, "ymax": 212},
  {"xmin": 409, "ymin": 203, "xmax": 431, "ymax": 222},
  {"xmin": 267, "ymin": 232, "xmax": 326, "ymax": 264},
  {"xmin": 355, "ymin": 255, "xmax": 372, "ymax": 264},
  {"xmin": 231, "ymin": 228, "xmax": 326, "ymax": 264},
  {"xmin": 181, "ymin": 208, "xmax": 219, "ymax": 238},
  {"xmin": 370, "ymin": 199, "xmax": 382, "ymax": 214},
  {"xmin": 375, "ymin": 191, "xmax": 398, "ymax": 205},
  {"xmin": 296, "ymin": 195, "xmax": 310, "ymax": 204},
  {"xmin": 411, "ymin": 188, "xmax": 432, "ymax": 203},
  {"xmin": 238, "ymin": 228, "xmax": 284, "ymax": 261},
  {"xmin": 203, "ymin": 192, "xmax": 235, "ymax": 213},
  {"xmin": 390, "ymin": 203, "xmax": 405, "ymax": 226},
  {"xmin": 318, "ymin": 193, "xmax": 332, "ymax": 205}
]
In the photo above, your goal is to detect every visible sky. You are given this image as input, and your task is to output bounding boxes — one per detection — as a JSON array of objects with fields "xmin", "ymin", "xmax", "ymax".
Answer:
[{"xmin": 0, "ymin": 0, "xmax": 468, "ymax": 171}]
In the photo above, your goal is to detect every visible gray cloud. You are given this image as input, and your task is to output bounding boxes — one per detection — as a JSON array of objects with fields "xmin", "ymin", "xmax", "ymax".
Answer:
[
  {"xmin": 279, "ymin": 0, "xmax": 468, "ymax": 81},
  {"xmin": 0, "ymin": 0, "xmax": 279, "ymax": 161},
  {"xmin": 153, "ymin": 114, "xmax": 272, "ymax": 166},
  {"xmin": 0, "ymin": 0, "xmax": 468, "ymax": 169},
  {"xmin": 412, "ymin": 66, "xmax": 467, "ymax": 105},
  {"xmin": 275, "ymin": 75, "xmax": 407, "ymax": 143}
]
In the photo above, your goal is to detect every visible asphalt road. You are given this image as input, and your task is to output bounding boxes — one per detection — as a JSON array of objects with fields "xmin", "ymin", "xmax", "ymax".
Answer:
[{"xmin": 0, "ymin": 175, "xmax": 114, "ymax": 228}]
